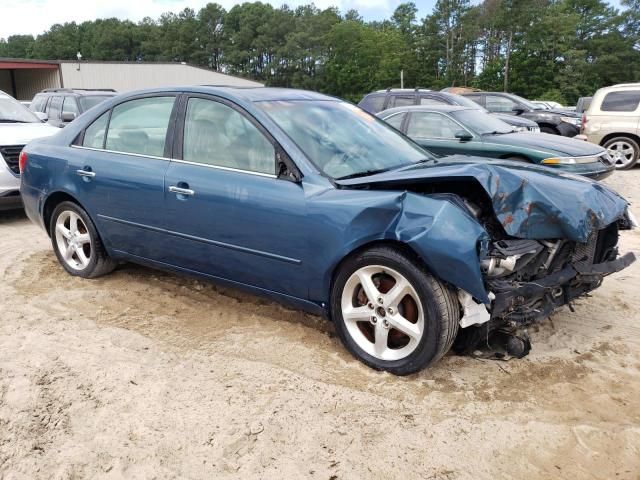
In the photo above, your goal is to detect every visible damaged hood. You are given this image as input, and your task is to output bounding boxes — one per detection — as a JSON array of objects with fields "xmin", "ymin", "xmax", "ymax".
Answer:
[{"xmin": 337, "ymin": 157, "xmax": 628, "ymax": 242}]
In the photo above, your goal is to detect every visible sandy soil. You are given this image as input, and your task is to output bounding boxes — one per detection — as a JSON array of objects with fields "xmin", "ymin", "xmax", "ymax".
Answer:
[{"xmin": 1, "ymin": 171, "xmax": 639, "ymax": 480}]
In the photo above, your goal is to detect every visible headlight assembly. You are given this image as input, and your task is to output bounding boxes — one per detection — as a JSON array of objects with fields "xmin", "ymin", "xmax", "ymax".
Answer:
[
  {"xmin": 541, "ymin": 155, "xmax": 600, "ymax": 165},
  {"xmin": 560, "ymin": 116, "xmax": 581, "ymax": 126}
]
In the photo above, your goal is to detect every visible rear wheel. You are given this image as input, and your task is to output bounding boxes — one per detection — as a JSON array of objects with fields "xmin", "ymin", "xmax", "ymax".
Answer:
[
  {"xmin": 331, "ymin": 246, "xmax": 459, "ymax": 375},
  {"xmin": 603, "ymin": 136, "xmax": 639, "ymax": 170},
  {"xmin": 50, "ymin": 201, "xmax": 116, "ymax": 278}
]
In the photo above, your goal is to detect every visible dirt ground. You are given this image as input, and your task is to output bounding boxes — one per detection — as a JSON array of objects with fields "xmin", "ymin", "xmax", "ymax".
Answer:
[{"xmin": 1, "ymin": 171, "xmax": 639, "ymax": 480}]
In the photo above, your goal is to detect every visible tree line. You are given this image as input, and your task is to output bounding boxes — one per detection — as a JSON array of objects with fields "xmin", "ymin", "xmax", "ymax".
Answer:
[{"xmin": 1, "ymin": 0, "xmax": 638, "ymax": 104}]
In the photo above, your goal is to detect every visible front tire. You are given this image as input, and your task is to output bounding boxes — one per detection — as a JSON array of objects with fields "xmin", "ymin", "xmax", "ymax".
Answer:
[
  {"xmin": 50, "ymin": 201, "xmax": 116, "ymax": 278},
  {"xmin": 330, "ymin": 246, "xmax": 459, "ymax": 375}
]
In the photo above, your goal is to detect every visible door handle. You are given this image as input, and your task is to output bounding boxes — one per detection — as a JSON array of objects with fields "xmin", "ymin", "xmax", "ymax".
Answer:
[
  {"xmin": 76, "ymin": 169, "xmax": 96, "ymax": 178},
  {"xmin": 169, "ymin": 186, "xmax": 195, "ymax": 196}
]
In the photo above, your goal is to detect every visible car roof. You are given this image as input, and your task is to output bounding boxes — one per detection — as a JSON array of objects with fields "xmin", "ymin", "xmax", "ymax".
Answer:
[
  {"xmin": 103, "ymin": 86, "xmax": 338, "ymax": 103},
  {"xmin": 378, "ymin": 105, "xmax": 472, "ymax": 116},
  {"xmin": 38, "ymin": 89, "xmax": 116, "ymax": 96},
  {"xmin": 372, "ymin": 88, "xmax": 433, "ymax": 93}
]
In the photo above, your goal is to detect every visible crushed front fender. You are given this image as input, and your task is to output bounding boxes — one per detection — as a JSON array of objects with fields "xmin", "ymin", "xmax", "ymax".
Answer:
[{"xmin": 310, "ymin": 188, "xmax": 491, "ymax": 304}]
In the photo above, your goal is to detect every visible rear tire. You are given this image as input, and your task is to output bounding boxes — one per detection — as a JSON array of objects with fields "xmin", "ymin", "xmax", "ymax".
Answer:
[
  {"xmin": 50, "ymin": 201, "xmax": 116, "ymax": 278},
  {"xmin": 330, "ymin": 246, "xmax": 459, "ymax": 375},
  {"xmin": 603, "ymin": 136, "xmax": 639, "ymax": 170}
]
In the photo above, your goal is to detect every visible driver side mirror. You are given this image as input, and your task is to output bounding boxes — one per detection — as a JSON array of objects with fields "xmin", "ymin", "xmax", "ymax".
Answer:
[
  {"xmin": 276, "ymin": 149, "xmax": 302, "ymax": 183},
  {"xmin": 34, "ymin": 111, "xmax": 48, "ymax": 122},
  {"xmin": 511, "ymin": 107, "xmax": 525, "ymax": 115},
  {"xmin": 61, "ymin": 112, "xmax": 77, "ymax": 122},
  {"xmin": 455, "ymin": 130, "xmax": 473, "ymax": 142}
]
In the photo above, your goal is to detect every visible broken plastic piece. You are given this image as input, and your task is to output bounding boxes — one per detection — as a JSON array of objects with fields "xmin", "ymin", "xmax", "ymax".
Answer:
[{"xmin": 458, "ymin": 290, "xmax": 490, "ymax": 328}]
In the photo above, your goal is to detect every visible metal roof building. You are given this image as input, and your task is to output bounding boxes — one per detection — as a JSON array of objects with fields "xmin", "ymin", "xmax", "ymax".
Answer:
[{"xmin": 0, "ymin": 58, "xmax": 263, "ymax": 101}]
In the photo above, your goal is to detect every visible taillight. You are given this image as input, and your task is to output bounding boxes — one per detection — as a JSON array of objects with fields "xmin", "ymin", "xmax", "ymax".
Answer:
[
  {"xmin": 18, "ymin": 150, "xmax": 27, "ymax": 173},
  {"xmin": 580, "ymin": 114, "xmax": 587, "ymax": 134}
]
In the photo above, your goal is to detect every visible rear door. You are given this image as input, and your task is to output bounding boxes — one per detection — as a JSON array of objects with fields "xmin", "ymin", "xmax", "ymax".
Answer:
[
  {"xmin": 162, "ymin": 94, "xmax": 309, "ymax": 297},
  {"xmin": 70, "ymin": 94, "xmax": 178, "ymax": 259}
]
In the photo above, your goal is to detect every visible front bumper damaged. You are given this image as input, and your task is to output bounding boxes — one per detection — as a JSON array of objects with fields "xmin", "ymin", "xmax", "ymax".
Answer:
[{"xmin": 490, "ymin": 251, "xmax": 636, "ymax": 319}]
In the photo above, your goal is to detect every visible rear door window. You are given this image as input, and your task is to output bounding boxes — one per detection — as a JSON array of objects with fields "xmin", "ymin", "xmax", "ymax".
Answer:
[
  {"xmin": 389, "ymin": 95, "xmax": 415, "ymax": 108},
  {"xmin": 601, "ymin": 91, "xmax": 640, "ymax": 112},
  {"xmin": 105, "ymin": 96, "xmax": 175, "ymax": 157},
  {"xmin": 384, "ymin": 112, "xmax": 406, "ymax": 131}
]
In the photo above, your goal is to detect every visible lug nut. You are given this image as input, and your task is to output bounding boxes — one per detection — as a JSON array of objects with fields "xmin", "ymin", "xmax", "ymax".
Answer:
[
  {"xmin": 377, "ymin": 297, "xmax": 384, "ymax": 304},
  {"xmin": 387, "ymin": 307, "xmax": 394, "ymax": 315},
  {"xmin": 368, "ymin": 303, "xmax": 374, "ymax": 309},
  {"xmin": 382, "ymin": 319, "xmax": 390, "ymax": 329},
  {"xmin": 370, "ymin": 316, "xmax": 377, "ymax": 324}
]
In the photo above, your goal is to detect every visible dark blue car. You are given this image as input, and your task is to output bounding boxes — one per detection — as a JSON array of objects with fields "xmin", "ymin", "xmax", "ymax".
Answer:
[{"xmin": 19, "ymin": 87, "xmax": 636, "ymax": 374}]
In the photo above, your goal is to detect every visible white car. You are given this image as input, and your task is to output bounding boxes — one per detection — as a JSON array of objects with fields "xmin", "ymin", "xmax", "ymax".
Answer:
[{"xmin": 1, "ymin": 91, "xmax": 58, "ymax": 210}]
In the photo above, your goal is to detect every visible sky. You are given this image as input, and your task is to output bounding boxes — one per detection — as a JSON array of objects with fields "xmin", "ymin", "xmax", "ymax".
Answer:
[{"xmin": 0, "ymin": 0, "xmax": 625, "ymax": 39}]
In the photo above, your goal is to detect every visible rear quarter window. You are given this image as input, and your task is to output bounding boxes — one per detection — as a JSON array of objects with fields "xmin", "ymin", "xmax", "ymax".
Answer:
[
  {"xmin": 359, "ymin": 95, "xmax": 386, "ymax": 113},
  {"xmin": 601, "ymin": 91, "xmax": 640, "ymax": 112}
]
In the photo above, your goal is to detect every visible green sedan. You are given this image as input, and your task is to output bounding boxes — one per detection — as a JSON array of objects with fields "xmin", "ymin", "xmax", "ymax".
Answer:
[{"xmin": 378, "ymin": 105, "xmax": 615, "ymax": 180}]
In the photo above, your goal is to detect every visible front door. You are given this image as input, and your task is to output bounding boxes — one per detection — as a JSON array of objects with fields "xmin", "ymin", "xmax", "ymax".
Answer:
[
  {"xmin": 162, "ymin": 95, "xmax": 309, "ymax": 298},
  {"xmin": 405, "ymin": 111, "xmax": 478, "ymax": 157},
  {"xmin": 69, "ymin": 95, "xmax": 177, "ymax": 259}
]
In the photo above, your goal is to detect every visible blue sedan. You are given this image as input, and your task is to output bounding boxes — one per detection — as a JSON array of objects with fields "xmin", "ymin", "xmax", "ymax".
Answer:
[{"xmin": 19, "ymin": 87, "xmax": 635, "ymax": 374}]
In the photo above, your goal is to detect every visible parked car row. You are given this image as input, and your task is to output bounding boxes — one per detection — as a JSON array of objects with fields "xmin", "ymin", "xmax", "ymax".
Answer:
[
  {"xmin": 14, "ymin": 86, "xmax": 637, "ymax": 375},
  {"xmin": 361, "ymin": 84, "xmax": 640, "ymax": 171},
  {"xmin": 359, "ymin": 88, "xmax": 541, "ymax": 133}
]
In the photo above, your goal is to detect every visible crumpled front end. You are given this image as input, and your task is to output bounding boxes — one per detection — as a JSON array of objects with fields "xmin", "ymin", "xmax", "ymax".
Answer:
[
  {"xmin": 337, "ymin": 159, "xmax": 637, "ymax": 354},
  {"xmin": 481, "ymin": 222, "xmax": 635, "ymax": 326}
]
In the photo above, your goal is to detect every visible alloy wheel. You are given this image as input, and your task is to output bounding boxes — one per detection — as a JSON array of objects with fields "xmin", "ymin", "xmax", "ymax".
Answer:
[
  {"xmin": 607, "ymin": 140, "xmax": 636, "ymax": 168},
  {"xmin": 340, "ymin": 265, "xmax": 424, "ymax": 361},
  {"xmin": 54, "ymin": 210, "xmax": 93, "ymax": 270}
]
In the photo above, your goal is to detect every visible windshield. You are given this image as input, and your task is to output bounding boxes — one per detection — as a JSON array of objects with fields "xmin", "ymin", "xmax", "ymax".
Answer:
[
  {"xmin": 79, "ymin": 95, "xmax": 114, "ymax": 111},
  {"xmin": 259, "ymin": 100, "xmax": 432, "ymax": 179},
  {"xmin": 451, "ymin": 109, "xmax": 515, "ymax": 135},
  {"xmin": 507, "ymin": 93, "xmax": 541, "ymax": 111},
  {"xmin": 0, "ymin": 95, "xmax": 40, "ymax": 123}
]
